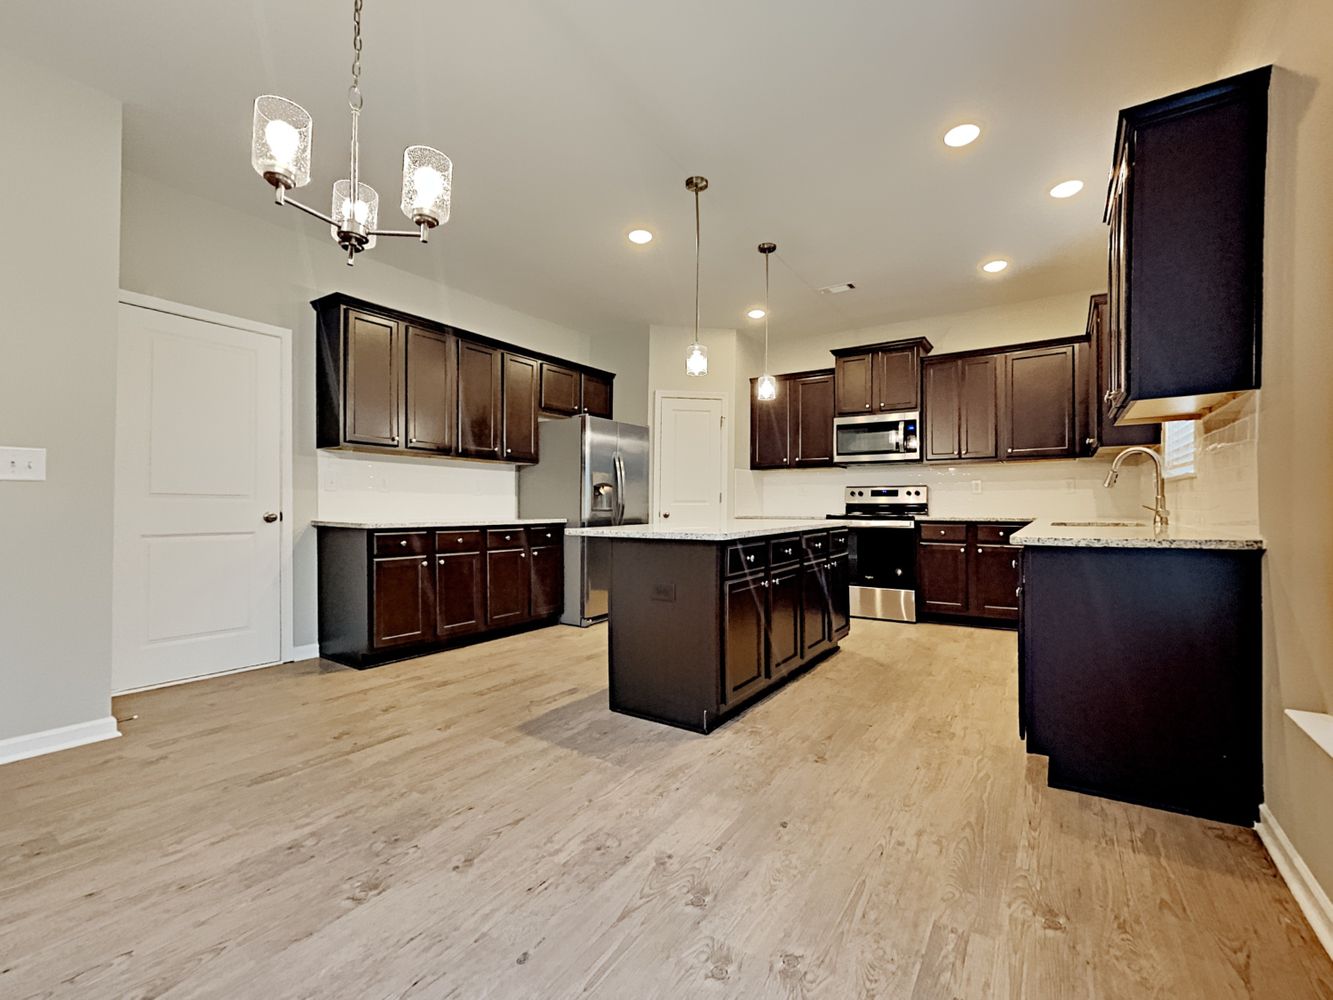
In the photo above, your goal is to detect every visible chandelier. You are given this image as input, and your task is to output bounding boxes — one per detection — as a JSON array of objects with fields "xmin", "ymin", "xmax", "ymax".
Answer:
[
  {"xmin": 685, "ymin": 176, "xmax": 709, "ymax": 376},
  {"xmin": 755, "ymin": 242, "xmax": 778, "ymax": 400},
  {"xmin": 249, "ymin": 0, "xmax": 452, "ymax": 265}
]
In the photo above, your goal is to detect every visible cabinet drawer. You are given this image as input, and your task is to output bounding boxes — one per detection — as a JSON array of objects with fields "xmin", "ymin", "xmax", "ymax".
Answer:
[
  {"xmin": 829, "ymin": 529, "xmax": 849, "ymax": 555},
  {"xmin": 487, "ymin": 528, "xmax": 526, "ymax": 550},
  {"xmin": 435, "ymin": 529, "xmax": 483, "ymax": 553},
  {"xmin": 802, "ymin": 531, "xmax": 831, "ymax": 560},
  {"xmin": 976, "ymin": 523, "xmax": 1024, "ymax": 545},
  {"xmin": 769, "ymin": 536, "xmax": 802, "ymax": 568},
  {"xmin": 919, "ymin": 522, "xmax": 968, "ymax": 543},
  {"xmin": 526, "ymin": 524, "xmax": 563, "ymax": 547},
  {"xmin": 373, "ymin": 531, "xmax": 432, "ymax": 557},
  {"xmin": 726, "ymin": 541, "xmax": 768, "ymax": 577}
]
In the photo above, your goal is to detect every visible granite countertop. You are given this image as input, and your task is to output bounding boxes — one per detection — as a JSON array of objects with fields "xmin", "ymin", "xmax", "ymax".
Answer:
[
  {"xmin": 1012, "ymin": 520, "xmax": 1264, "ymax": 551},
  {"xmin": 312, "ymin": 518, "xmax": 567, "ymax": 530},
  {"xmin": 913, "ymin": 515, "xmax": 1034, "ymax": 523},
  {"xmin": 567, "ymin": 519, "xmax": 841, "ymax": 542}
]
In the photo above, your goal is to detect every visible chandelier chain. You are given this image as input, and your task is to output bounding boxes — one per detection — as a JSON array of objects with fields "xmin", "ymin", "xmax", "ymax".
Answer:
[
  {"xmin": 348, "ymin": 0, "xmax": 364, "ymax": 111},
  {"xmin": 764, "ymin": 251, "xmax": 771, "ymax": 372}
]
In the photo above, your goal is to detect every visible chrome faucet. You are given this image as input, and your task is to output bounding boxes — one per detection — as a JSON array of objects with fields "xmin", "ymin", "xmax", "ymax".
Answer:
[{"xmin": 1103, "ymin": 446, "xmax": 1169, "ymax": 531}]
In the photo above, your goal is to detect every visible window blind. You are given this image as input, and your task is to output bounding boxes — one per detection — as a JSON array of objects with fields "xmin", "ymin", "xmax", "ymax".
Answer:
[{"xmin": 1162, "ymin": 420, "xmax": 1199, "ymax": 479}]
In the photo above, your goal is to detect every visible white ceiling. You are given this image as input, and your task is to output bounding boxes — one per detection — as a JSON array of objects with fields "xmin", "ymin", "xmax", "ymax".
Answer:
[{"xmin": 3, "ymin": 0, "xmax": 1245, "ymax": 339}]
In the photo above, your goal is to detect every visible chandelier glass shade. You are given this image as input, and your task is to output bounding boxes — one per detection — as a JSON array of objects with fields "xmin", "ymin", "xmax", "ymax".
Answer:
[{"xmin": 249, "ymin": 0, "xmax": 452, "ymax": 265}]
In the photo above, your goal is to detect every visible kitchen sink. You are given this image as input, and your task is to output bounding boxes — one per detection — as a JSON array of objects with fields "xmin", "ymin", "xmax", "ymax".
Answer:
[{"xmin": 1049, "ymin": 520, "xmax": 1146, "ymax": 528}]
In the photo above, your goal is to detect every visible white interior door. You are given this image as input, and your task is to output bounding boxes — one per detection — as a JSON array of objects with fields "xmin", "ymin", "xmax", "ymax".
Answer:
[
  {"xmin": 654, "ymin": 393, "xmax": 726, "ymax": 529},
  {"xmin": 113, "ymin": 304, "xmax": 283, "ymax": 692}
]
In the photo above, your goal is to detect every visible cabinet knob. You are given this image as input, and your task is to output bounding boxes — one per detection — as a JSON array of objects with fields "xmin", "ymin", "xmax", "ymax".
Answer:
[
  {"xmin": 409, "ymin": 437, "xmax": 416, "ymax": 444},
  {"xmin": 1007, "ymin": 447, "xmax": 1013, "ymax": 454},
  {"xmin": 1012, "ymin": 559, "xmax": 1017, "ymax": 568},
  {"xmin": 400, "ymin": 539, "xmax": 408, "ymax": 547},
  {"xmin": 1085, "ymin": 437, "xmax": 1095, "ymax": 447},
  {"xmin": 746, "ymin": 554, "xmax": 755, "ymax": 562},
  {"xmin": 506, "ymin": 448, "xmax": 513, "ymax": 455},
  {"xmin": 520, "ymin": 552, "xmax": 527, "ymax": 559},
  {"xmin": 421, "ymin": 561, "xmax": 428, "ymax": 567},
  {"xmin": 865, "ymin": 404, "xmax": 870, "ymax": 409},
  {"xmin": 895, "ymin": 568, "xmax": 903, "ymax": 576},
  {"xmin": 439, "ymin": 558, "xmax": 446, "ymax": 565},
  {"xmin": 457, "ymin": 536, "xmax": 463, "ymax": 542},
  {"xmin": 960, "ymin": 547, "xmax": 966, "ymax": 553},
  {"xmin": 504, "ymin": 534, "xmax": 511, "ymax": 541}
]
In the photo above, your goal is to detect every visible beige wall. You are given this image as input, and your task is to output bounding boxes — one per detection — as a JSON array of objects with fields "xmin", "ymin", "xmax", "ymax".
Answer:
[
  {"xmin": 1218, "ymin": 0, "xmax": 1333, "ymax": 903},
  {"xmin": 0, "ymin": 60, "xmax": 121, "ymax": 742},
  {"xmin": 120, "ymin": 172, "xmax": 645, "ymax": 649}
]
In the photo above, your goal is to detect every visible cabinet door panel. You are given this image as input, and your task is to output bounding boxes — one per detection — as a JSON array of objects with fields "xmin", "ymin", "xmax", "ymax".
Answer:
[
  {"xmin": 801, "ymin": 561, "xmax": 830, "ymax": 656},
  {"xmin": 529, "ymin": 545, "xmax": 563, "ymax": 618},
  {"xmin": 539, "ymin": 362, "xmax": 581, "ymax": 416},
  {"xmin": 457, "ymin": 341, "xmax": 502, "ymax": 458},
  {"xmin": 960, "ymin": 356, "xmax": 999, "ymax": 460},
  {"xmin": 406, "ymin": 326, "xmax": 454, "ymax": 454},
  {"xmin": 581, "ymin": 372, "xmax": 614, "ymax": 418},
  {"xmin": 835, "ymin": 353, "xmax": 874, "ymax": 415},
  {"xmin": 724, "ymin": 576, "xmax": 767, "ymax": 703},
  {"xmin": 486, "ymin": 547, "xmax": 530, "ymax": 626},
  {"xmin": 751, "ymin": 379, "xmax": 791, "ymax": 469},
  {"xmin": 1090, "ymin": 293, "xmax": 1160, "ymax": 449},
  {"xmin": 828, "ymin": 554, "xmax": 851, "ymax": 639},
  {"xmin": 793, "ymin": 373, "xmax": 835, "ymax": 466},
  {"xmin": 923, "ymin": 360, "xmax": 960, "ymax": 461},
  {"xmin": 502, "ymin": 353, "xmax": 539, "ymax": 463},
  {"xmin": 876, "ymin": 348, "xmax": 919, "ymax": 412},
  {"xmin": 917, "ymin": 540, "xmax": 968, "ymax": 615},
  {"xmin": 969, "ymin": 544, "xmax": 1020, "ymax": 620},
  {"xmin": 373, "ymin": 555, "xmax": 432, "ymax": 647},
  {"xmin": 1005, "ymin": 345, "xmax": 1075, "ymax": 460},
  {"xmin": 345, "ymin": 310, "xmax": 401, "ymax": 447},
  {"xmin": 436, "ymin": 551, "xmax": 484, "ymax": 639},
  {"xmin": 767, "ymin": 569, "xmax": 801, "ymax": 674}
]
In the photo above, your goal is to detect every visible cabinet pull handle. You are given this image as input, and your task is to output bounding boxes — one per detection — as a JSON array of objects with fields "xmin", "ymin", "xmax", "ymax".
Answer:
[{"xmin": 1011, "ymin": 558, "xmax": 1017, "ymax": 568}]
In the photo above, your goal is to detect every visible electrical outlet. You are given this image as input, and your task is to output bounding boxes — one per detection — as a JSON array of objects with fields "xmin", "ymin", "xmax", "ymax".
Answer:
[
  {"xmin": 971, "ymin": 480, "xmax": 982, "ymax": 494},
  {"xmin": 0, "ymin": 447, "xmax": 46, "ymax": 481}
]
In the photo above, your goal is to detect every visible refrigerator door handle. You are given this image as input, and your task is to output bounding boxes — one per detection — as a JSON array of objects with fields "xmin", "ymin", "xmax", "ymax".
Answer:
[{"xmin": 613, "ymin": 452, "xmax": 626, "ymax": 525}]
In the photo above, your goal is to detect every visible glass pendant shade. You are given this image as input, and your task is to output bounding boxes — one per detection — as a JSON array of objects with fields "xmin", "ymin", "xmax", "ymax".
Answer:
[
  {"xmin": 756, "ymin": 374, "xmax": 778, "ymax": 400},
  {"xmin": 251, "ymin": 96, "xmax": 313, "ymax": 189},
  {"xmin": 685, "ymin": 343, "xmax": 709, "ymax": 377},
  {"xmin": 401, "ymin": 145, "xmax": 453, "ymax": 227},
  {"xmin": 331, "ymin": 180, "xmax": 379, "ymax": 249}
]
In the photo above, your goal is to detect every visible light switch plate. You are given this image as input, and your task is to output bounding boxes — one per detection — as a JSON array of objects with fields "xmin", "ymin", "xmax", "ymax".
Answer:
[{"xmin": 0, "ymin": 447, "xmax": 46, "ymax": 481}]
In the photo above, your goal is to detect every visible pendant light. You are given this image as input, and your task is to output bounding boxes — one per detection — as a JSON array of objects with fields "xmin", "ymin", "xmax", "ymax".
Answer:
[
  {"xmin": 250, "ymin": 0, "xmax": 453, "ymax": 265},
  {"xmin": 684, "ymin": 176, "xmax": 709, "ymax": 377},
  {"xmin": 755, "ymin": 242, "xmax": 778, "ymax": 400}
]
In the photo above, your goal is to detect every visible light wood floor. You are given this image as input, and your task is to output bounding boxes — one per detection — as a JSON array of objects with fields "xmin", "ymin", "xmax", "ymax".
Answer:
[{"xmin": 2, "ymin": 622, "xmax": 1330, "ymax": 1000}]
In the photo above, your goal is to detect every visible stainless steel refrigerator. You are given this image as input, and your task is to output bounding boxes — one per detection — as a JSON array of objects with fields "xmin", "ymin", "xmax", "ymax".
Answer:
[{"xmin": 517, "ymin": 415, "xmax": 650, "ymax": 626}]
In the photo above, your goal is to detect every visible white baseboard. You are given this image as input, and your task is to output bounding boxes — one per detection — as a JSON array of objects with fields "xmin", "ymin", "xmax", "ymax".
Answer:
[
  {"xmin": 289, "ymin": 643, "xmax": 320, "ymax": 662},
  {"xmin": 0, "ymin": 716, "xmax": 121, "ymax": 766},
  {"xmin": 1257, "ymin": 803, "xmax": 1333, "ymax": 961}
]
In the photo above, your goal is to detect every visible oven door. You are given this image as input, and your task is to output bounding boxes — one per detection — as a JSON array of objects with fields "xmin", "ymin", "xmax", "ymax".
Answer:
[
  {"xmin": 833, "ymin": 411, "xmax": 920, "ymax": 463},
  {"xmin": 847, "ymin": 525, "xmax": 918, "ymax": 622}
]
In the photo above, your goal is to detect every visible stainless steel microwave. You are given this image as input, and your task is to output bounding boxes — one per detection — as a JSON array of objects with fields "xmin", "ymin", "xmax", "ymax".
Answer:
[{"xmin": 833, "ymin": 411, "xmax": 920, "ymax": 463}]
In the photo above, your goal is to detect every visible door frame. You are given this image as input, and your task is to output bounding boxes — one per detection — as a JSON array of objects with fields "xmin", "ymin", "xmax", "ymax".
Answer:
[
  {"xmin": 115, "ymin": 291, "xmax": 296, "ymax": 689},
  {"xmin": 651, "ymin": 389, "xmax": 729, "ymax": 525}
]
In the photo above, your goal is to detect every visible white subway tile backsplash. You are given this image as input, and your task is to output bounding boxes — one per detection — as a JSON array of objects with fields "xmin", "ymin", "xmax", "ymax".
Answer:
[{"xmin": 1165, "ymin": 394, "xmax": 1259, "ymax": 530}]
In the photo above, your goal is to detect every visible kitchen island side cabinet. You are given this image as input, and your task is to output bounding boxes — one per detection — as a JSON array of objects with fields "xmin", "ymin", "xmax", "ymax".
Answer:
[
  {"xmin": 600, "ymin": 526, "xmax": 849, "ymax": 732},
  {"xmin": 316, "ymin": 522, "xmax": 564, "ymax": 668}
]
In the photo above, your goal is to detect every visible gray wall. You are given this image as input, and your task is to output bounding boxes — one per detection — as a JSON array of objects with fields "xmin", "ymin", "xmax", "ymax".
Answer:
[{"xmin": 0, "ymin": 60, "xmax": 121, "ymax": 740}]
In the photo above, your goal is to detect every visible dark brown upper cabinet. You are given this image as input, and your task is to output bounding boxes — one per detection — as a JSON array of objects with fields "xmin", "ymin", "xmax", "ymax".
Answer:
[
  {"xmin": 791, "ymin": 371, "xmax": 835, "ymax": 467},
  {"xmin": 749, "ymin": 376, "xmax": 792, "ymax": 469},
  {"xmin": 922, "ymin": 359, "xmax": 961, "ymax": 461},
  {"xmin": 832, "ymin": 338, "xmax": 932, "ymax": 416},
  {"xmin": 343, "ymin": 310, "xmax": 401, "ymax": 448},
  {"xmin": 458, "ymin": 341, "xmax": 503, "ymax": 459},
  {"xmin": 1083, "ymin": 293, "xmax": 1158, "ymax": 453},
  {"xmin": 313, "ymin": 294, "xmax": 615, "ymax": 463},
  {"xmin": 1003, "ymin": 344, "xmax": 1076, "ymax": 460},
  {"xmin": 580, "ymin": 371, "xmax": 614, "ymax": 419},
  {"xmin": 1105, "ymin": 66, "xmax": 1270, "ymax": 425},
  {"xmin": 924, "ymin": 354, "xmax": 998, "ymax": 462},
  {"xmin": 501, "ymin": 353, "xmax": 539, "ymax": 463},
  {"xmin": 538, "ymin": 361, "xmax": 581, "ymax": 417},
  {"xmin": 405, "ymin": 325, "xmax": 455, "ymax": 454}
]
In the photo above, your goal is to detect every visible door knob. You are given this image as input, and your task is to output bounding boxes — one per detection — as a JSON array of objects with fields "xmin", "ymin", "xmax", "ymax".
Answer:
[
  {"xmin": 263, "ymin": 512, "xmax": 279, "ymax": 523},
  {"xmin": 663, "ymin": 512, "xmax": 670, "ymax": 519}
]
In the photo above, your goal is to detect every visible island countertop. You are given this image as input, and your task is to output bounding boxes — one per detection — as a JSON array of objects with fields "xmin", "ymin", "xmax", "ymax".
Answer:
[
  {"xmin": 312, "ymin": 518, "xmax": 566, "ymax": 530},
  {"xmin": 567, "ymin": 519, "xmax": 841, "ymax": 542},
  {"xmin": 1012, "ymin": 519, "xmax": 1264, "ymax": 551}
]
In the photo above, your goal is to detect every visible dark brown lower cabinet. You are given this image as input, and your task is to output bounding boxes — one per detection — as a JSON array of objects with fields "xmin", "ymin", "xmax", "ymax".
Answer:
[
  {"xmin": 486, "ymin": 546, "xmax": 530, "ymax": 627},
  {"xmin": 917, "ymin": 521, "xmax": 1028, "ymax": 626},
  {"xmin": 606, "ymin": 529, "xmax": 849, "ymax": 733},
  {"xmin": 317, "ymin": 524, "xmax": 563, "ymax": 668},
  {"xmin": 970, "ymin": 543, "xmax": 1021, "ymax": 620},
  {"xmin": 436, "ymin": 550, "xmax": 484, "ymax": 640},
  {"xmin": 917, "ymin": 541, "xmax": 969, "ymax": 615}
]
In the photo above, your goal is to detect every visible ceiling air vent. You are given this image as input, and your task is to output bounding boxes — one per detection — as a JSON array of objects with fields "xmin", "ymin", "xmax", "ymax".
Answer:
[{"xmin": 819, "ymin": 282, "xmax": 856, "ymax": 294}]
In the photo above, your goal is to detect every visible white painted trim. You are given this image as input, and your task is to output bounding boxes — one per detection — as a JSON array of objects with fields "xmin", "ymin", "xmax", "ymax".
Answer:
[
  {"xmin": 0, "ymin": 717, "xmax": 121, "ymax": 766},
  {"xmin": 290, "ymin": 643, "xmax": 320, "ymax": 662},
  {"xmin": 1257, "ymin": 803, "xmax": 1333, "ymax": 961},
  {"xmin": 114, "ymin": 292, "xmax": 296, "ymax": 681},
  {"xmin": 1286, "ymin": 709, "xmax": 1333, "ymax": 760},
  {"xmin": 651, "ymin": 389, "xmax": 730, "ymax": 526}
]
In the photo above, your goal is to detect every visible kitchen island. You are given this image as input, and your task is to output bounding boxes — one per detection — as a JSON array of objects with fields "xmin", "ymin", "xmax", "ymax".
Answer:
[{"xmin": 567, "ymin": 520, "xmax": 850, "ymax": 732}]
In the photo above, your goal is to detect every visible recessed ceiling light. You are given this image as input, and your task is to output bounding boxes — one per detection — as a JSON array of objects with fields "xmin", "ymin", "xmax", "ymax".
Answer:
[
  {"xmin": 627, "ymin": 229, "xmax": 653, "ymax": 245},
  {"xmin": 1049, "ymin": 179, "xmax": 1085, "ymax": 199},
  {"xmin": 747, "ymin": 308, "xmax": 766, "ymax": 320},
  {"xmin": 943, "ymin": 123, "xmax": 981, "ymax": 148},
  {"xmin": 819, "ymin": 282, "xmax": 856, "ymax": 294},
  {"xmin": 981, "ymin": 259, "xmax": 1009, "ymax": 274}
]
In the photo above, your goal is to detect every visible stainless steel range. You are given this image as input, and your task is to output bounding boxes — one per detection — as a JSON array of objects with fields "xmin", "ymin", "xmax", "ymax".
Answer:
[{"xmin": 830, "ymin": 485, "xmax": 928, "ymax": 622}]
